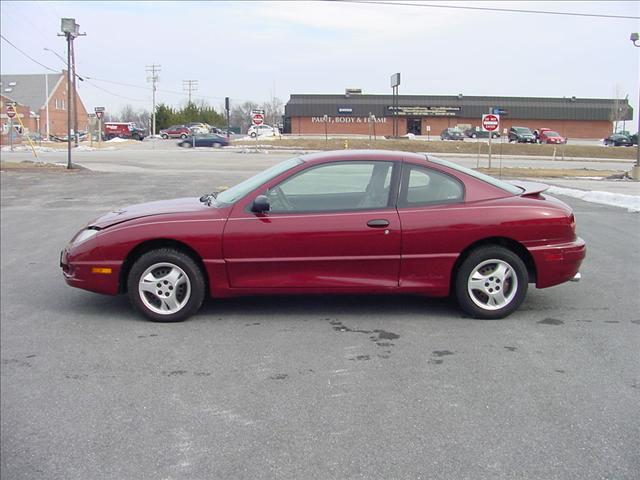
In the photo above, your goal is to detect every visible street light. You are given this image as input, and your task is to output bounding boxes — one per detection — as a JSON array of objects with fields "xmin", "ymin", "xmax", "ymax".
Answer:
[
  {"xmin": 58, "ymin": 18, "xmax": 84, "ymax": 169},
  {"xmin": 630, "ymin": 32, "xmax": 639, "ymax": 180}
]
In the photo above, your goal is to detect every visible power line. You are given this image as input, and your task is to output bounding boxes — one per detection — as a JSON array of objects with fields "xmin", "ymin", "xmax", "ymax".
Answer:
[
  {"xmin": 1, "ymin": 34, "xmax": 58, "ymax": 72},
  {"xmin": 331, "ymin": 0, "xmax": 640, "ymax": 20},
  {"xmin": 183, "ymin": 79, "xmax": 198, "ymax": 104}
]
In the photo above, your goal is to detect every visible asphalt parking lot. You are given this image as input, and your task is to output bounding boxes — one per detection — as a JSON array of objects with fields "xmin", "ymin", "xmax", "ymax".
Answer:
[{"xmin": 1, "ymin": 160, "xmax": 639, "ymax": 480}]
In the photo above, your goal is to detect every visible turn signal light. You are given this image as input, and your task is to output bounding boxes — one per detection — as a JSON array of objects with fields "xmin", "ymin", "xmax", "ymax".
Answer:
[{"xmin": 91, "ymin": 267, "xmax": 112, "ymax": 274}]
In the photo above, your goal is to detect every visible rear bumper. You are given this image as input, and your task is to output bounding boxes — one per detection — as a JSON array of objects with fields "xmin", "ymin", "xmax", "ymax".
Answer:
[{"xmin": 529, "ymin": 237, "xmax": 586, "ymax": 288}]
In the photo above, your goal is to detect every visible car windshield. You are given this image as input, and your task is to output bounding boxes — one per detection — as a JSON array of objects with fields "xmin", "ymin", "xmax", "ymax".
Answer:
[
  {"xmin": 428, "ymin": 156, "xmax": 523, "ymax": 194},
  {"xmin": 515, "ymin": 128, "xmax": 532, "ymax": 134},
  {"xmin": 449, "ymin": 129, "xmax": 462, "ymax": 133},
  {"xmin": 546, "ymin": 131, "xmax": 560, "ymax": 137},
  {"xmin": 214, "ymin": 157, "xmax": 303, "ymax": 205}
]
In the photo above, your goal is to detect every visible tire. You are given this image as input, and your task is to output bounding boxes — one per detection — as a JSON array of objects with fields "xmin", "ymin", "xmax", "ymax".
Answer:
[
  {"xmin": 161, "ymin": 134, "xmax": 169, "ymax": 139},
  {"xmin": 250, "ymin": 132, "xmax": 257, "ymax": 138},
  {"xmin": 127, "ymin": 248, "xmax": 206, "ymax": 322},
  {"xmin": 212, "ymin": 142, "xmax": 222, "ymax": 148},
  {"xmin": 180, "ymin": 134, "xmax": 188, "ymax": 139},
  {"xmin": 471, "ymin": 133, "xmax": 477, "ymax": 139},
  {"xmin": 455, "ymin": 246, "xmax": 528, "ymax": 319}
]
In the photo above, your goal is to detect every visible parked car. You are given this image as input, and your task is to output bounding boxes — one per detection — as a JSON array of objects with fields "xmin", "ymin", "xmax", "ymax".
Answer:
[
  {"xmin": 248, "ymin": 124, "xmax": 279, "ymax": 138},
  {"xmin": 177, "ymin": 134, "xmax": 229, "ymax": 148},
  {"xmin": 440, "ymin": 128, "xmax": 465, "ymax": 141},
  {"xmin": 630, "ymin": 132, "xmax": 638, "ymax": 145},
  {"xmin": 185, "ymin": 122, "xmax": 210, "ymax": 134},
  {"xmin": 463, "ymin": 127, "xmax": 500, "ymax": 139},
  {"xmin": 103, "ymin": 122, "xmax": 145, "ymax": 141},
  {"xmin": 60, "ymin": 150, "xmax": 585, "ymax": 322},
  {"xmin": 538, "ymin": 130, "xmax": 567, "ymax": 144},
  {"xmin": 508, "ymin": 127, "xmax": 537, "ymax": 143},
  {"xmin": 160, "ymin": 125, "xmax": 191, "ymax": 139},
  {"xmin": 603, "ymin": 133, "xmax": 632, "ymax": 147}
]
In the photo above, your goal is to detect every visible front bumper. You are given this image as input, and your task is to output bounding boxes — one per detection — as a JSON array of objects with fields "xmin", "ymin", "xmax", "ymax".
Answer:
[
  {"xmin": 529, "ymin": 237, "xmax": 586, "ymax": 288},
  {"xmin": 60, "ymin": 247, "xmax": 121, "ymax": 295}
]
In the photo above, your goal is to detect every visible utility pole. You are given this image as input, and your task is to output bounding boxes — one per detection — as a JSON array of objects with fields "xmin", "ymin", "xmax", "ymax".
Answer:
[
  {"xmin": 182, "ymin": 80, "xmax": 198, "ymax": 105},
  {"xmin": 58, "ymin": 18, "xmax": 84, "ymax": 169},
  {"xmin": 146, "ymin": 63, "xmax": 161, "ymax": 136},
  {"xmin": 70, "ymin": 40, "xmax": 78, "ymax": 146}
]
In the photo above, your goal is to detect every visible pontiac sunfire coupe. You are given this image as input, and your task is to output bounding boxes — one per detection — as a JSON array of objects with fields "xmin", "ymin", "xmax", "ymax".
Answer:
[{"xmin": 61, "ymin": 150, "xmax": 585, "ymax": 322}]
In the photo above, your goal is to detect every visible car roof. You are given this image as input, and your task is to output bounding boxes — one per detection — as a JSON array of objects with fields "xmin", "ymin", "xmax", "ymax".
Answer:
[{"xmin": 298, "ymin": 149, "xmax": 427, "ymax": 163}]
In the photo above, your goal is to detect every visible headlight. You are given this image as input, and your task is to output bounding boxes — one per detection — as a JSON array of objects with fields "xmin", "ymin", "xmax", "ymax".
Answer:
[{"xmin": 72, "ymin": 228, "xmax": 99, "ymax": 245}]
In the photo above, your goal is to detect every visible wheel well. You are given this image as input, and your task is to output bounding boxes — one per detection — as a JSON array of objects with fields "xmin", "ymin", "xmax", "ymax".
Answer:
[
  {"xmin": 118, "ymin": 239, "xmax": 209, "ymax": 294},
  {"xmin": 450, "ymin": 237, "xmax": 537, "ymax": 292}
]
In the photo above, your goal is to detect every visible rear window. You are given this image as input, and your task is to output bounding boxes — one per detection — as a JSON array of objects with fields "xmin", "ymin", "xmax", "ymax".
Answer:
[{"xmin": 428, "ymin": 157, "xmax": 523, "ymax": 195}]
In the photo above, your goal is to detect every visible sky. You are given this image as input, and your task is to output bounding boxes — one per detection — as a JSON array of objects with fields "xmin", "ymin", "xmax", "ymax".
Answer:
[{"xmin": 1, "ymin": 0, "xmax": 639, "ymax": 119}]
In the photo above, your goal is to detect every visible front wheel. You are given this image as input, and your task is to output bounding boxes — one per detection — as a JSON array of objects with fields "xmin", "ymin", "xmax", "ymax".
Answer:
[
  {"xmin": 127, "ymin": 248, "xmax": 206, "ymax": 322},
  {"xmin": 250, "ymin": 132, "xmax": 257, "ymax": 138},
  {"xmin": 455, "ymin": 246, "xmax": 528, "ymax": 319},
  {"xmin": 161, "ymin": 134, "xmax": 169, "ymax": 139},
  {"xmin": 212, "ymin": 142, "xmax": 222, "ymax": 148}
]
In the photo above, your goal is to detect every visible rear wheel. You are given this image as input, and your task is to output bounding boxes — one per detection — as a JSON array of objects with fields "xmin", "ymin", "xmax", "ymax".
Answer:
[
  {"xmin": 455, "ymin": 246, "xmax": 528, "ymax": 319},
  {"xmin": 161, "ymin": 134, "xmax": 168, "ymax": 139},
  {"xmin": 127, "ymin": 248, "xmax": 205, "ymax": 322},
  {"xmin": 180, "ymin": 133, "xmax": 188, "ymax": 139},
  {"xmin": 212, "ymin": 142, "xmax": 222, "ymax": 148}
]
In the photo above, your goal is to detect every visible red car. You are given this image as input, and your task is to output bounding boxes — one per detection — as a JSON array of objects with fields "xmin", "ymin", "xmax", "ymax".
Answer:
[
  {"xmin": 159, "ymin": 125, "xmax": 191, "ymax": 139},
  {"xmin": 538, "ymin": 128, "xmax": 567, "ymax": 144},
  {"xmin": 60, "ymin": 150, "xmax": 585, "ymax": 322}
]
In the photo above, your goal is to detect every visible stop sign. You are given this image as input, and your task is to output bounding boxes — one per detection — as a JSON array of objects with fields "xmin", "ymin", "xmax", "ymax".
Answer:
[
  {"xmin": 252, "ymin": 113, "xmax": 264, "ymax": 126},
  {"xmin": 482, "ymin": 114, "xmax": 499, "ymax": 131},
  {"xmin": 6, "ymin": 106, "xmax": 16, "ymax": 119}
]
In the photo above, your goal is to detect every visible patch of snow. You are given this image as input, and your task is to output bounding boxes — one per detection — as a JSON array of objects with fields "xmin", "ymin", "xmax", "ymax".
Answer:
[
  {"xmin": 403, "ymin": 133, "xmax": 416, "ymax": 139},
  {"xmin": 75, "ymin": 145, "xmax": 95, "ymax": 152},
  {"xmin": 547, "ymin": 186, "xmax": 640, "ymax": 213},
  {"xmin": 105, "ymin": 137, "xmax": 129, "ymax": 143}
]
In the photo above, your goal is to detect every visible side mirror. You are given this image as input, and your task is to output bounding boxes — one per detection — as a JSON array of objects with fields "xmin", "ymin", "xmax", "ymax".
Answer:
[{"xmin": 251, "ymin": 195, "xmax": 270, "ymax": 213}]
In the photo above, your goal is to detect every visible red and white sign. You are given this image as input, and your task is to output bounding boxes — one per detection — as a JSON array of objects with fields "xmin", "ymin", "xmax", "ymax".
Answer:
[
  {"xmin": 251, "ymin": 113, "xmax": 264, "ymax": 126},
  {"xmin": 95, "ymin": 111, "xmax": 104, "ymax": 119},
  {"xmin": 6, "ymin": 105, "xmax": 16, "ymax": 119},
  {"xmin": 482, "ymin": 114, "xmax": 499, "ymax": 131}
]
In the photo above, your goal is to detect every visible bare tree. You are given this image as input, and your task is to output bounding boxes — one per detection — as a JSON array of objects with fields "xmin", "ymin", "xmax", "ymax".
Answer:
[
  {"xmin": 261, "ymin": 97, "xmax": 284, "ymax": 127},
  {"xmin": 230, "ymin": 101, "xmax": 259, "ymax": 134}
]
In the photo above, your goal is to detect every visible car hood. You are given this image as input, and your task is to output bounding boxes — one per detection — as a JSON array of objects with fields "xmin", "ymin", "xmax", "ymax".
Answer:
[{"xmin": 89, "ymin": 197, "xmax": 216, "ymax": 229}]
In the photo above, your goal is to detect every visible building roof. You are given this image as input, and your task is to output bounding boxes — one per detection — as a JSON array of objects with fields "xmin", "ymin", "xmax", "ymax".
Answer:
[
  {"xmin": 0, "ymin": 73, "xmax": 64, "ymax": 111},
  {"xmin": 285, "ymin": 94, "xmax": 633, "ymax": 122}
]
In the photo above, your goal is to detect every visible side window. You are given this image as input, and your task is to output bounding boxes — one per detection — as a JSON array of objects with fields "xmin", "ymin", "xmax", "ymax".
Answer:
[
  {"xmin": 400, "ymin": 166, "xmax": 463, "ymax": 207},
  {"xmin": 268, "ymin": 161, "xmax": 393, "ymax": 213}
]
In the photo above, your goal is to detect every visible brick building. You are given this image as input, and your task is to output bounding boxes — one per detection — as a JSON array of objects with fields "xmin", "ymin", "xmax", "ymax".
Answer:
[
  {"xmin": 1, "ymin": 71, "xmax": 89, "ymax": 142},
  {"xmin": 284, "ymin": 93, "xmax": 634, "ymax": 139}
]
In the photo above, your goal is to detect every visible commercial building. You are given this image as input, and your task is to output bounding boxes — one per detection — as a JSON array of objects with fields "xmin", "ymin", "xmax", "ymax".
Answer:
[
  {"xmin": 284, "ymin": 92, "xmax": 634, "ymax": 139},
  {"xmin": 0, "ymin": 71, "xmax": 88, "ymax": 142}
]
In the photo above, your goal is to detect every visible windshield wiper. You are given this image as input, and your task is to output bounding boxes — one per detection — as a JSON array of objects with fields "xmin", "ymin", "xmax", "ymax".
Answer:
[{"xmin": 199, "ymin": 192, "xmax": 218, "ymax": 206}]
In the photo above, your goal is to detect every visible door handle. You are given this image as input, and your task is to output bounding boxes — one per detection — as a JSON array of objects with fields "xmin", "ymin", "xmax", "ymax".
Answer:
[{"xmin": 367, "ymin": 219, "xmax": 389, "ymax": 228}]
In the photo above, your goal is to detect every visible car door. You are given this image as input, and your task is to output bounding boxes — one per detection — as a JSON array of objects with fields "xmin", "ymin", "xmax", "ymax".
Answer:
[
  {"xmin": 396, "ymin": 164, "xmax": 465, "ymax": 294},
  {"xmin": 223, "ymin": 160, "xmax": 402, "ymax": 290}
]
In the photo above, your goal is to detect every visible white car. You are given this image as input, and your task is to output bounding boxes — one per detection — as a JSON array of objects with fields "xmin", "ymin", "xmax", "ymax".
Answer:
[{"xmin": 248, "ymin": 124, "xmax": 279, "ymax": 138}]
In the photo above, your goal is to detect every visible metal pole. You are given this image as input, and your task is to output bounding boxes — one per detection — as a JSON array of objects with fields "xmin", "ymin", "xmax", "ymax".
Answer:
[
  {"xmin": 9, "ymin": 118, "xmax": 13, "ymax": 152},
  {"xmin": 66, "ymin": 33, "xmax": 72, "ymax": 169},
  {"xmin": 45, "ymin": 72, "xmax": 50, "ymax": 140},
  {"xmin": 71, "ymin": 40, "xmax": 78, "ymax": 146},
  {"xmin": 487, "ymin": 108, "xmax": 492, "ymax": 169}
]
